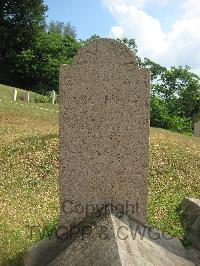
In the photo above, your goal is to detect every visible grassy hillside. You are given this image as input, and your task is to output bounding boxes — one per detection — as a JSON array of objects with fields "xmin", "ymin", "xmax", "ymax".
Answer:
[
  {"xmin": 0, "ymin": 85, "xmax": 200, "ymax": 265},
  {"xmin": 0, "ymin": 84, "xmax": 38, "ymax": 102}
]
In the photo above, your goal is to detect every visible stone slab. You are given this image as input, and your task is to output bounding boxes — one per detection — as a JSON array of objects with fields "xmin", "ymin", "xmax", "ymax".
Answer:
[
  {"xmin": 25, "ymin": 212, "xmax": 196, "ymax": 266},
  {"xmin": 59, "ymin": 38, "xmax": 150, "ymax": 230},
  {"xmin": 182, "ymin": 197, "xmax": 200, "ymax": 231},
  {"xmin": 194, "ymin": 121, "xmax": 200, "ymax": 138},
  {"xmin": 112, "ymin": 213, "xmax": 195, "ymax": 266},
  {"xmin": 181, "ymin": 197, "xmax": 200, "ymax": 251}
]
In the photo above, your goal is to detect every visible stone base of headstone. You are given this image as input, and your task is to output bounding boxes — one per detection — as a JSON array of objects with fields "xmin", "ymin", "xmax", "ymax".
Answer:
[
  {"xmin": 181, "ymin": 197, "xmax": 200, "ymax": 252},
  {"xmin": 24, "ymin": 211, "xmax": 198, "ymax": 266}
]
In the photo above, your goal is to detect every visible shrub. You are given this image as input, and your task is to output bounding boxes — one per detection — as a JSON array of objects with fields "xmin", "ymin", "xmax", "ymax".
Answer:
[
  {"xmin": 150, "ymin": 95, "xmax": 193, "ymax": 134},
  {"xmin": 34, "ymin": 92, "xmax": 52, "ymax": 103},
  {"xmin": 168, "ymin": 115, "xmax": 193, "ymax": 134},
  {"xmin": 150, "ymin": 96, "xmax": 171, "ymax": 129}
]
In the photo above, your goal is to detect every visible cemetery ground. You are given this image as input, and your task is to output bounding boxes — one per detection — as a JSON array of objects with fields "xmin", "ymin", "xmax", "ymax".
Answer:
[
  {"xmin": 0, "ymin": 84, "xmax": 38, "ymax": 102},
  {"xmin": 0, "ymin": 84, "xmax": 200, "ymax": 265}
]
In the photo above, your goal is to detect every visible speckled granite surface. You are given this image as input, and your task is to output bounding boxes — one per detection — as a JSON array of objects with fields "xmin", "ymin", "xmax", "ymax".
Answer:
[{"xmin": 59, "ymin": 39, "xmax": 150, "ymax": 230}]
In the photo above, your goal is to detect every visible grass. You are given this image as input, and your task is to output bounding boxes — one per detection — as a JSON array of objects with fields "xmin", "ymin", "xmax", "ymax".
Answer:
[
  {"xmin": 0, "ymin": 84, "xmax": 200, "ymax": 265},
  {"xmin": 0, "ymin": 84, "xmax": 38, "ymax": 102},
  {"xmin": 148, "ymin": 128, "xmax": 200, "ymax": 236}
]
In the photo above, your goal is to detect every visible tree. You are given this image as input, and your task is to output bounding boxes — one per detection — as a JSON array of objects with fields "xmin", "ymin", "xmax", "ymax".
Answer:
[
  {"xmin": 116, "ymin": 37, "xmax": 138, "ymax": 54},
  {"xmin": 0, "ymin": 0, "xmax": 80, "ymax": 92},
  {"xmin": 142, "ymin": 58, "xmax": 166, "ymax": 82},
  {"xmin": 46, "ymin": 20, "xmax": 76, "ymax": 38},
  {"xmin": 15, "ymin": 31, "xmax": 81, "ymax": 92},
  {"xmin": 85, "ymin": 34, "xmax": 101, "ymax": 43},
  {"xmin": 173, "ymin": 67, "xmax": 200, "ymax": 118},
  {"xmin": 0, "ymin": 0, "xmax": 47, "ymax": 85}
]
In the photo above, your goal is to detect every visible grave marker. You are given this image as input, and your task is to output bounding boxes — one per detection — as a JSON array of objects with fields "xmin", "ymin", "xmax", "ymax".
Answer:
[
  {"xmin": 13, "ymin": 88, "xmax": 17, "ymax": 101},
  {"xmin": 25, "ymin": 39, "xmax": 196, "ymax": 266},
  {"xmin": 52, "ymin": 90, "xmax": 56, "ymax": 104},
  {"xmin": 59, "ymin": 39, "xmax": 150, "ymax": 231},
  {"xmin": 194, "ymin": 121, "xmax": 200, "ymax": 138},
  {"xmin": 19, "ymin": 93, "xmax": 30, "ymax": 102}
]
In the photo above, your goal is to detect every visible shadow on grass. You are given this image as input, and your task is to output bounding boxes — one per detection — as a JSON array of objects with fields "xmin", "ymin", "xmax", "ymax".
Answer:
[
  {"xmin": 16, "ymin": 133, "xmax": 58, "ymax": 149},
  {"xmin": 2, "ymin": 252, "xmax": 25, "ymax": 266},
  {"xmin": 2, "ymin": 218, "xmax": 59, "ymax": 266},
  {"xmin": 175, "ymin": 204, "xmax": 192, "ymax": 247},
  {"xmin": 1, "ymin": 133, "xmax": 58, "ymax": 157}
]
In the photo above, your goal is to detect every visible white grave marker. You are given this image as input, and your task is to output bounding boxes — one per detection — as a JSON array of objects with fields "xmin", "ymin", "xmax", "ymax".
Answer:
[
  {"xmin": 13, "ymin": 88, "xmax": 17, "ymax": 101},
  {"xmin": 52, "ymin": 90, "xmax": 56, "ymax": 104}
]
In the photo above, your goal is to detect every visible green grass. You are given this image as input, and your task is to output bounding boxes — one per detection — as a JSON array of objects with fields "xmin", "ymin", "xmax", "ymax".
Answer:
[
  {"xmin": 0, "ymin": 85, "xmax": 200, "ymax": 265},
  {"xmin": 148, "ymin": 128, "xmax": 200, "ymax": 236},
  {"xmin": 0, "ymin": 84, "xmax": 38, "ymax": 102},
  {"xmin": 0, "ymin": 94, "xmax": 59, "ymax": 265}
]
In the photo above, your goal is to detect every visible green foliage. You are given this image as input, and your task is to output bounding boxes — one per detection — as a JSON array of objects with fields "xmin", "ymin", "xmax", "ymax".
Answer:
[
  {"xmin": 194, "ymin": 112, "xmax": 200, "ymax": 122},
  {"xmin": 168, "ymin": 116, "xmax": 193, "ymax": 134},
  {"xmin": 0, "ymin": 0, "xmax": 47, "ymax": 84},
  {"xmin": 142, "ymin": 58, "xmax": 167, "ymax": 81},
  {"xmin": 145, "ymin": 58, "xmax": 200, "ymax": 133},
  {"xmin": 0, "ymin": 1, "xmax": 80, "ymax": 92},
  {"xmin": 84, "ymin": 34, "xmax": 101, "ymax": 43},
  {"xmin": 33, "ymin": 91, "xmax": 59, "ymax": 103},
  {"xmin": 116, "ymin": 37, "xmax": 138, "ymax": 54},
  {"xmin": 150, "ymin": 95, "xmax": 171, "ymax": 129},
  {"xmin": 15, "ymin": 32, "xmax": 81, "ymax": 92},
  {"xmin": 38, "ymin": 218, "xmax": 59, "ymax": 240},
  {"xmin": 46, "ymin": 20, "xmax": 76, "ymax": 38},
  {"xmin": 34, "ymin": 93, "xmax": 51, "ymax": 103}
]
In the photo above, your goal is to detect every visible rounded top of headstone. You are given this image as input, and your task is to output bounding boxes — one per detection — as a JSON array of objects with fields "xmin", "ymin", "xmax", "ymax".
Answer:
[{"xmin": 74, "ymin": 38, "xmax": 138, "ymax": 67}]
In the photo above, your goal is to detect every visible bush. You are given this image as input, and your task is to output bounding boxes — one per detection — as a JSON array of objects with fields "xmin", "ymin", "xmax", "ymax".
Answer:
[
  {"xmin": 150, "ymin": 96, "xmax": 171, "ymax": 128},
  {"xmin": 150, "ymin": 96, "xmax": 193, "ymax": 134},
  {"xmin": 34, "ymin": 93, "xmax": 52, "ymax": 103},
  {"xmin": 168, "ymin": 115, "xmax": 193, "ymax": 134},
  {"xmin": 14, "ymin": 32, "xmax": 81, "ymax": 93}
]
